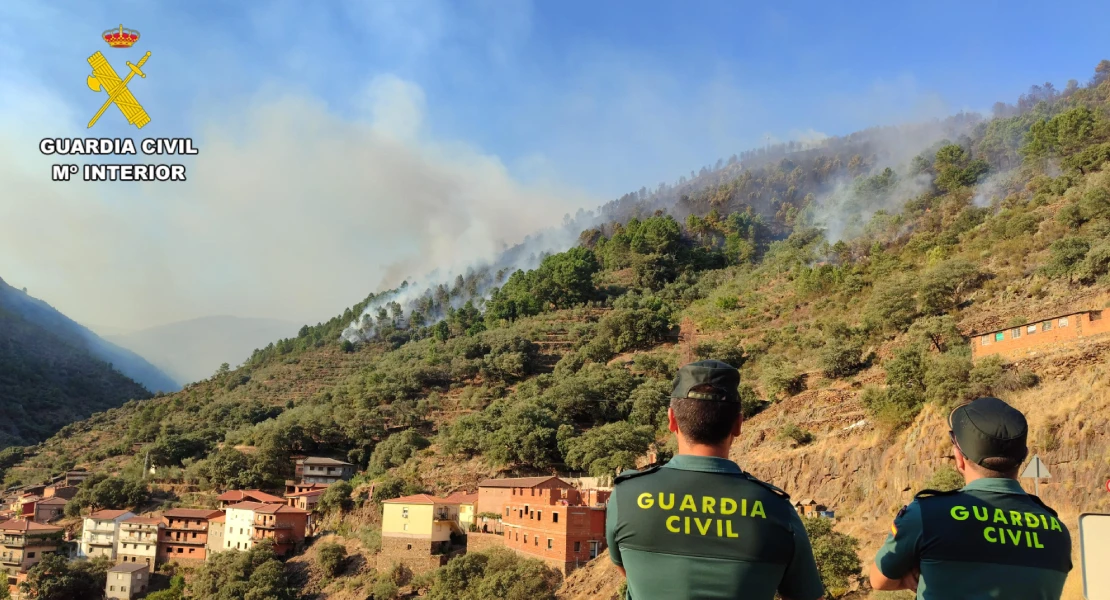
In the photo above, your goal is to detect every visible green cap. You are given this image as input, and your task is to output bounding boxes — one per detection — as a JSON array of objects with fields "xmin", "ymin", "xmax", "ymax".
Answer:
[
  {"xmin": 949, "ymin": 397, "xmax": 1028, "ymax": 467},
  {"xmin": 671, "ymin": 360, "xmax": 741, "ymax": 403}
]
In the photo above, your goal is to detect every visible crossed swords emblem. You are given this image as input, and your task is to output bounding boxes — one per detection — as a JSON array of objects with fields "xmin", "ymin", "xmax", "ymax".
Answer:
[{"xmin": 86, "ymin": 50, "xmax": 152, "ymax": 129}]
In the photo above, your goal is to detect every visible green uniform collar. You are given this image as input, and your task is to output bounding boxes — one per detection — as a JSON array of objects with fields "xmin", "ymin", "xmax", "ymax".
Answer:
[
  {"xmin": 662, "ymin": 454, "xmax": 742, "ymax": 475},
  {"xmin": 961, "ymin": 477, "xmax": 1026, "ymax": 495}
]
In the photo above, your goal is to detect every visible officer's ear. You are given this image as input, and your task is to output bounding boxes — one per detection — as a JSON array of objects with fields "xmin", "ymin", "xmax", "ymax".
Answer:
[
  {"xmin": 953, "ymin": 446, "xmax": 968, "ymax": 475},
  {"xmin": 731, "ymin": 411, "xmax": 743, "ymax": 437},
  {"xmin": 667, "ymin": 406, "xmax": 680, "ymax": 434}
]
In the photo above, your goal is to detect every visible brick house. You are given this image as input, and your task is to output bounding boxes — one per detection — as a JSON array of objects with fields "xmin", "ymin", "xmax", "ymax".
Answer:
[
  {"xmin": 476, "ymin": 476, "xmax": 572, "ymax": 532},
  {"xmin": 972, "ymin": 309, "xmax": 1109, "ymax": 360},
  {"xmin": 252, "ymin": 505, "xmax": 309, "ymax": 556},
  {"xmin": 502, "ymin": 486, "xmax": 609, "ymax": 574},
  {"xmin": 42, "ymin": 485, "xmax": 78, "ymax": 501},
  {"xmin": 284, "ymin": 481, "xmax": 329, "ymax": 496},
  {"xmin": 116, "ymin": 516, "xmax": 161, "ymax": 567},
  {"xmin": 0, "ymin": 520, "xmax": 64, "ymax": 581},
  {"xmin": 378, "ymin": 495, "xmax": 465, "ymax": 574},
  {"xmin": 80, "ymin": 510, "xmax": 135, "ymax": 560},
  {"xmin": 295, "ymin": 458, "xmax": 355, "ymax": 485},
  {"xmin": 31, "ymin": 498, "xmax": 66, "ymax": 524},
  {"xmin": 216, "ymin": 490, "xmax": 284, "ymax": 509},
  {"xmin": 158, "ymin": 509, "xmax": 222, "ymax": 564},
  {"xmin": 285, "ymin": 488, "xmax": 325, "ymax": 513}
]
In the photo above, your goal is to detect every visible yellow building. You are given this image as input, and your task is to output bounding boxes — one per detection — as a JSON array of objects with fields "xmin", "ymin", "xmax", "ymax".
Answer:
[
  {"xmin": 443, "ymin": 492, "xmax": 478, "ymax": 531},
  {"xmin": 378, "ymin": 494, "xmax": 464, "ymax": 574}
]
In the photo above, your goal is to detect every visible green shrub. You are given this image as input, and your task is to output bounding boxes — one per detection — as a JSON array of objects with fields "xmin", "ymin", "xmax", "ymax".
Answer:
[
  {"xmin": 777, "ymin": 423, "xmax": 814, "ymax": 446},
  {"xmin": 761, "ymin": 361, "xmax": 805, "ymax": 400},
  {"xmin": 924, "ymin": 464, "xmax": 964, "ymax": 492},
  {"xmin": 802, "ymin": 517, "xmax": 861, "ymax": 598},
  {"xmin": 316, "ymin": 542, "xmax": 347, "ymax": 577}
]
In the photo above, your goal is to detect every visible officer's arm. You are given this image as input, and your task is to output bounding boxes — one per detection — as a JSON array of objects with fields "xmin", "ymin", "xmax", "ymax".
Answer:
[
  {"xmin": 870, "ymin": 502, "xmax": 923, "ymax": 591},
  {"xmin": 606, "ymin": 486, "xmax": 624, "ymax": 576},
  {"xmin": 778, "ymin": 511, "xmax": 826, "ymax": 600}
]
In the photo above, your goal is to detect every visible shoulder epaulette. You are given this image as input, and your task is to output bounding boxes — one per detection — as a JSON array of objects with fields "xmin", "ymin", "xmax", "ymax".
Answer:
[
  {"xmin": 914, "ymin": 488, "xmax": 962, "ymax": 500},
  {"xmin": 613, "ymin": 464, "xmax": 663, "ymax": 485},
  {"xmin": 1025, "ymin": 494, "xmax": 1059, "ymax": 517},
  {"xmin": 742, "ymin": 473, "xmax": 790, "ymax": 500}
]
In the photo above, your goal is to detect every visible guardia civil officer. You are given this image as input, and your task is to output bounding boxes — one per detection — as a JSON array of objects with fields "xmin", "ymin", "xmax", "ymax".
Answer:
[
  {"xmin": 870, "ymin": 396, "xmax": 1072, "ymax": 599},
  {"xmin": 606, "ymin": 360, "xmax": 825, "ymax": 600}
]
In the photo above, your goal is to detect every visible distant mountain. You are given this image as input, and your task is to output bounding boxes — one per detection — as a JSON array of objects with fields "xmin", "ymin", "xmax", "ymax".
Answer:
[
  {"xmin": 0, "ymin": 278, "xmax": 160, "ymax": 448},
  {"xmin": 0, "ymin": 278, "xmax": 178, "ymax": 394},
  {"xmin": 106, "ymin": 316, "xmax": 301, "ymax": 385}
]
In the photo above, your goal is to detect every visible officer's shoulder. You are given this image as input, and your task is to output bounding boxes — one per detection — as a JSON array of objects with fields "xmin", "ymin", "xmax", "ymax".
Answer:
[
  {"xmin": 913, "ymin": 488, "xmax": 963, "ymax": 501},
  {"xmin": 740, "ymin": 472, "xmax": 791, "ymax": 501},
  {"xmin": 1025, "ymin": 493, "xmax": 1060, "ymax": 517},
  {"xmin": 613, "ymin": 464, "xmax": 663, "ymax": 485}
]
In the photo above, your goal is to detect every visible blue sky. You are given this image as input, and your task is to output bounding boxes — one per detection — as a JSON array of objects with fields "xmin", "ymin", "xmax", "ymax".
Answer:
[{"xmin": 0, "ymin": 0, "xmax": 1106, "ymax": 331}]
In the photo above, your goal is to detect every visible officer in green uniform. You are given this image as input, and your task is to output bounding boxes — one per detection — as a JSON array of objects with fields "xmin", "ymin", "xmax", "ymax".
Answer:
[
  {"xmin": 607, "ymin": 360, "xmax": 826, "ymax": 600},
  {"xmin": 870, "ymin": 396, "xmax": 1072, "ymax": 599}
]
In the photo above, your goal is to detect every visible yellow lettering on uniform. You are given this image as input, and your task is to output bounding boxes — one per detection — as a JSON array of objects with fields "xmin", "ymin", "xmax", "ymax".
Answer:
[
  {"xmin": 1024, "ymin": 513, "xmax": 1040, "ymax": 529},
  {"xmin": 726, "ymin": 520, "xmax": 738, "ymax": 538},
  {"xmin": 666, "ymin": 516, "xmax": 680, "ymax": 533},
  {"xmin": 721, "ymin": 498, "xmax": 737, "ymax": 515},
  {"xmin": 659, "ymin": 493, "xmax": 674, "ymax": 510},
  {"xmin": 702, "ymin": 497, "xmax": 716, "ymax": 514},
  {"xmin": 1006, "ymin": 529, "xmax": 1022, "ymax": 545},
  {"xmin": 717, "ymin": 520, "xmax": 723, "ymax": 537},
  {"xmin": 998, "ymin": 527, "xmax": 1006, "ymax": 545},
  {"xmin": 951, "ymin": 506, "xmax": 969, "ymax": 521},
  {"xmin": 1040, "ymin": 515, "xmax": 1049, "ymax": 529},
  {"xmin": 1009, "ymin": 511, "xmax": 1024, "ymax": 527},
  {"xmin": 680, "ymin": 495, "xmax": 697, "ymax": 512},
  {"xmin": 1025, "ymin": 531, "xmax": 1032, "ymax": 547},
  {"xmin": 1033, "ymin": 532, "xmax": 1045, "ymax": 549},
  {"xmin": 984, "ymin": 527, "xmax": 997, "ymax": 543},
  {"xmin": 695, "ymin": 518, "xmax": 711, "ymax": 535},
  {"xmin": 741, "ymin": 499, "xmax": 748, "ymax": 516},
  {"xmin": 684, "ymin": 517, "xmax": 690, "ymax": 534},
  {"xmin": 637, "ymin": 493, "xmax": 654, "ymax": 509},
  {"xmin": 972, "ymin": 506, "xmax": 988, "ymax": 521},
  {"xmin": 751, "ymin": 501, "xmax": 766, "ymax": 519},
  {"xmin": 993, "ymin": 508, "xmax": 1008, "ymax": 524},
  {"xmin": 1050, "ymin": 517, "xmax": 1062, "ymax": 532}
]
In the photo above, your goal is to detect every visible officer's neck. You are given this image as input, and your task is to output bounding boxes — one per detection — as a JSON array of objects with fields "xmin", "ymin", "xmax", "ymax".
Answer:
[{"xmin": 676, "ymin": 436, "xmax": 733, "ymax": 460}]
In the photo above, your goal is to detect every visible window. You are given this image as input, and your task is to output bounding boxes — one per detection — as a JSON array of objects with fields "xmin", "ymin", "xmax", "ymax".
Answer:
[
  {"xmin": 1043, "ymin": 321, "xmax": 1052, "ymax": 331},
  {"xmin": 402, "ymin": 507, "xmax": 408, "ymax": 518},
  {"xmin": 1059, "ymin": 317, "xmax": 1069, "ymax": 327},
  {"xmin": 504, "ymin": 507, "xmax": 509, "ymax": 516},
  {"xmin": 403, "ymin": 524, "xmax": 407, "ymax": 531},
  {"xmin": 1012, "ymin": 328, "xmax": 1021, "ymax": 339},
  {"xmin": 534, "ymin": 536, "xmax": 538, "ymax": 546},
  {"xmin": 547, "ymin": 538, "xmax": 553, "ymax": 549},
  {"xmin": 406, "ymin": 544, "xmax": 412, "ymax": 550},
  {"xmin": 537, "ymin": 511, "xmax": 542, "ymax": 521},
  {"xmin": 524, "ymin": 534, "xmax": 528, "ymax": 543},
  {"xmin": 1027, "ymin": 325, "xmax": 1036, "ymax": 334},
  {"xmin": 981, "ymin": 335, "xmax": 989, "ymax": 345},
  {"xmin": 995, "ymin": 332, "xmax": 1005, "ymax": 342},
  {"xmin": 574, "ymin": 541, "xmax": 581, "ymax": 552},
  {"xmin": 109, "ymin": 587, "xmax": 115, "ymax": 592},
  {"xmin": 27, "ymin": 552, "xmax": 34, "ymax": 558},
  {"xmin": 1092, "ymin": 310, "xmax": 1103, "ymax": 321},
  {"xmin": 553, "ymin": 513, "xmax": 558, "ymax": 523},
  {"xmin": 121, "ymin": 586, "xmax": 127, "ymax": 592}
]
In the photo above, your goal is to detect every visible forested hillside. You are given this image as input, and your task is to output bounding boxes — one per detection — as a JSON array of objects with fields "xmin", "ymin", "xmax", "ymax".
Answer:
[
  {"xmin": 0, "ymin": 280, "xmax": 154, "ymax": 449},
  {"xmin": 6, "ymin": 60, "xmax": 1110, "ymax": 600}
]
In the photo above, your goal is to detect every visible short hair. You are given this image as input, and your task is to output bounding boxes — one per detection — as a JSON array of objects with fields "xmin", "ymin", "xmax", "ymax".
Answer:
[
  {"xmin": 671, "ymin": 385, "xmax": 741, "ymax": 445},
  {"xmin": 973, "ymin": 455, "xmax": 1023, "ymax": 479}
]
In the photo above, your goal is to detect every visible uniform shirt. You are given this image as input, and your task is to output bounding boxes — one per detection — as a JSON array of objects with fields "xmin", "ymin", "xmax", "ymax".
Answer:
[
  {"xmin": 874, "ymin": 478, "xmax": 1072, "ymax": 600},
  {"xmin": 606, "ymin": 455, "xmax": 825, "ymax": 600}
]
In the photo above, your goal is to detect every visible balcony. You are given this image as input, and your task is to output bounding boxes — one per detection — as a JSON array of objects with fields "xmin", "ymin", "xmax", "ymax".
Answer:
[
  {"xmin": 1, "ymin": 539, "xmax": 25, "ymax": 548},
  {"xmin": 163, "ymin": 523, "xmax": 207, "ymax": 532},
  {"xmin": 118, "ymin": 533, "xmax": 156, "ymax": 543},
  {"xmin": 1, "ymin": 555, "xmax": 22, "ymax": 566},
  {"xmin": 160, "ymin": 535, "xmax": 205, "ymax": 546},
  {"xmin": 87, "ymin": 539, "xmax": 114, "ymax": 547},
  {"xmin": 251, "ymin": 530, "xmax": 294, "ymax": 544},
  {"xmin": 86, "ymin": 524, "xmax": 118, "ymax": 534},
  {"xmin": 253, "ymin": 520, "xmax": 293, "ymax": 530}
]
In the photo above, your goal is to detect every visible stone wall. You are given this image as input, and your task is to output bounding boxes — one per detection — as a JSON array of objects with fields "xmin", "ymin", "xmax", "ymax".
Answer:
[
  {"xmin": 465, "ymin": 532, "xmax": 504, "ymax": 553},
  {"xmin": 377, "ymin": 536, "xmax": 447, "ymax": 574}
]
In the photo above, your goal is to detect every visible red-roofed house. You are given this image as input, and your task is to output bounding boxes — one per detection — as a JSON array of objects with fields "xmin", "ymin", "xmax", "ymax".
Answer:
[
  {"xmin": 80, "ymin": 510, "xmax": 136, "ymax": 560},
  {"xmin": 378, "ymin": 494, "xmax": 465, "ymax": 573},
  {"xmin": 502, "ymin": 486, "xmax": 609, "ymax": 574},
  {"xmin": 158, "ymin": 509, "xmax": 222, "ymax": 565},
  {"xmin": 0, "ymin": 519, "xmax": 64, "ymax": 583},
  {"xmin": 443, "ymin": 492, "xmax": 478, "ymax": 531},
  {"xmin": 476, "ymin": 477, "xmax": 572, "ymax": 533},
  {"xmin": 222, "ymin": 502, "xmax": 308, "ymax": 556},
  {"xmin": 285, "ymin": 488, "xmax": 325, "ymax": 513},
  {"xmin": 216, "ymin": 490, "xmax": 284, "ymax": 509},
  {"xmin": 31, "ymin": 497, "xmax": 67, "ymax": 524}
]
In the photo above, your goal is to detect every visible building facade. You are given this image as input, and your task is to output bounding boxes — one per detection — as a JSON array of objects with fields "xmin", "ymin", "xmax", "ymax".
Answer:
[
  {"xmin": 443, "ymin": 492, "xmax": 478, "ymax": 531},
  {"xmin": 224, "ymin": 502, "xmax": 265, "ymax": 552},
  {"xmin": 116, "ymin": 516, "xmax": 161, "ymax": 567},
  {"xmin": 158, "ymin": 509, "xmax": 221, "ymax": 565},
  {"xmin": 105, "ymin": 563, "xmax": 149, "ymax": 600},
  {"xmin": 216, "ymin": 490, "xmax": 284, "ymax": 509},
  {"xmin": 476, "ymin": 476, "xmax": 572, "ymax": 527},
  {"xmin": 973, "ymin": 309, "xmax": 1109, "ymax": 360},
  {"xmin": 295, "ymin": 458, "xmax": 355, "ymax": 485},
  {"xmin": 0, "ymin": 520, "xmax": 64, "ymax": 580},
  {"xmin": 378, "ymin": 495, "xmax": 464, "ymax": 574},
  {"xmin": 80, "ymin": 510, "xmax": 135, "ymax": 560},
  {"xmin": 31, "ymin": 498, "xmax": 66, "ymax": 523},
  {"xmin": 252, "ymin": 505, "xmax": 309, "ymax": 556},
  {"xmin": 206, "ymin": 514, "xmax": 226, "ymax": 555},
  {"xmin": 502, "ymin": 487, "xmax": 608, "ymax": 574}
]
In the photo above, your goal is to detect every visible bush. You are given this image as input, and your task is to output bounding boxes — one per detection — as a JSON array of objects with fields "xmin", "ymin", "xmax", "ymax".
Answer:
[
  {"xmin": 802, "ymin": 517, "xmax": 861, "ymax": 598},
  {"xmin": 561, "ymin": 422, "xmax": 655, "ymax": 477},
  {"xmin": 1042, "ymin": 236, "xmax": 1091, "ymax": 278},
  {"xmin": 371, "ymin": 577, "xmax": 400, "ymax": 600},
  {"xmin": 426, "ymin": 547, "xmax": 562, "ymax": 600},
  {"xmin": 715, "ymin": 295, "xmax": 739, "ymax": 310},
  {"xmin": 761, "ymin": 361, "xmax": 805, "ymax": 400},
  {"xmin": 924, "ymin": 465, "xmax": 964, "ymax": 492},
  {"xmin": 368, "ymin": 430, "xmax": 430, "ymax": 476},
  {"xmin": 318, "ymin": 481, "xmax": 354, "ymax": 513},
  {"xmin": 819, "ymin": 325, "xmax": 865, "ymax": 379},
  {"xmin": 777, "ymin": 423, "xmax": 814, "ymax": 446},
  {"xmin": 316, "ymin": 542, "xmax": 347, "ymax": 577},
  {"xmin": 861, "ymin": 386, "xmax": 924, "ymax": 429}
]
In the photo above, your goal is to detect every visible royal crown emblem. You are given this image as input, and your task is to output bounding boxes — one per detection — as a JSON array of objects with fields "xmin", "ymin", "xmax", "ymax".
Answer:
[{"xmin": 102, "ymin": 24, "xmax": 139, "ymax": 48}]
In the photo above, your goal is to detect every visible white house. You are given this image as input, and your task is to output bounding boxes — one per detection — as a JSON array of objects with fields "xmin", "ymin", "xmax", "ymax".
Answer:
[
  {"xmin": 80, "ymin": 509, "xmax": 135, "ymax": 559},
  {"xmin": 223, "ymin": 502, "xmax": 265, "ymax": 551}
]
